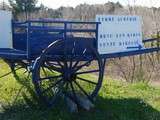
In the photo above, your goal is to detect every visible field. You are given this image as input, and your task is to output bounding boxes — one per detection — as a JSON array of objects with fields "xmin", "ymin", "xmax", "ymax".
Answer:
[{"xmin": 0, "ymin": 60, "xmax": 160, "ymax": 120}]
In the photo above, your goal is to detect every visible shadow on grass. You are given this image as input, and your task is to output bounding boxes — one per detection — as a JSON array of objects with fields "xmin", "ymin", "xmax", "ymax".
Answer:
[{"xmin": 0, "ymin": 71, "xmax": 160, "ymax": 120}]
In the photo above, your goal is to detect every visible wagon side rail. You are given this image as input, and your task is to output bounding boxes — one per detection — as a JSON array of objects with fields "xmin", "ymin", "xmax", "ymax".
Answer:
[
  {"xmin": 24, "ymin": 20, "xmax": 100, "ymax": 59},
  {"xmin": 100, "ymin": 37, "xmax": 160, "ymax": 59}
]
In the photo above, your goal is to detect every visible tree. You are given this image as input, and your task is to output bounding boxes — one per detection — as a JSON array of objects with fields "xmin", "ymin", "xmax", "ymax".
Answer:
[
  {"xmin": 0, "ymin": 1, "xmax": 10, "ymax": 10},
  {"xmin": 9, "ymin": 0, "xmax": 39, "ymax": 20}
]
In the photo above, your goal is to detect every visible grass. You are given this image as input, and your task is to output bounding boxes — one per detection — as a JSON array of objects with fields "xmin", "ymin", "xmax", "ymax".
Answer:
[{"xmin": 0, "ymin": 60, "xmax": 160, "ymax": 120}]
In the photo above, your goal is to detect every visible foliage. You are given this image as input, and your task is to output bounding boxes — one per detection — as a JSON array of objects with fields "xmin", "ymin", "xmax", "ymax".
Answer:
[{"xmin": 8, "ymin": 0, "xmax": 39, "ymax": 20}]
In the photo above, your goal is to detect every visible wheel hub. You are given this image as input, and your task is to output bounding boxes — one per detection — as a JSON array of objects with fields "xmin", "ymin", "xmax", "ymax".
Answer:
[{"xmin": 63, "ymin": 69, "xmax": 76, "ymax": 82}]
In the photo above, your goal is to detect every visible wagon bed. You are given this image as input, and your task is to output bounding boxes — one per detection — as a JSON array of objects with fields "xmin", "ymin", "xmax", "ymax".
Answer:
[
  {"xmin": 1, "ymin": 19, "xmax": 159, "ymax": 60},
  {"xmin": 0, "ymin": 48, "xmax": 26, "ymax": 59},
  {"xmin": 0, "ymin": 45, "xmax": 159, "ymax": 60}
]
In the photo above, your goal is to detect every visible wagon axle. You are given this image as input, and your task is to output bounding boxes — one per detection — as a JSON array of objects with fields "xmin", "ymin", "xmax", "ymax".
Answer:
[{"xmin": 63, "ymin": 70, "xmax": 77, "ymax": 82}]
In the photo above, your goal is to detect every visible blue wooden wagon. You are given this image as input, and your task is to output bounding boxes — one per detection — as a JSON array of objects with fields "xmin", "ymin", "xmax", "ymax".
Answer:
[{"xmin": 0, "ymin": 11, "xmax": 159, "ymax": 107}]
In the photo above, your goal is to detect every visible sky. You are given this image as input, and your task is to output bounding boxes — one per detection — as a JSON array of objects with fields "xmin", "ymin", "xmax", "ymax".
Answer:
[{"xmin": 1, "ymin": 0, "xmax": 160, "ymax": 9}]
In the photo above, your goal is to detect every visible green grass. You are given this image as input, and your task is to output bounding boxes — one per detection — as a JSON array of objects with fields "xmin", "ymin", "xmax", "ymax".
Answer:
[{"xmin": 0, "ymin": 60, "xmax": 160, "ymax": 120}]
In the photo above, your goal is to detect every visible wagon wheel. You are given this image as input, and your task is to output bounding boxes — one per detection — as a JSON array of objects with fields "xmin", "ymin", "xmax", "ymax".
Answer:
[{"xmin": 32, "ymin": 40, "xmax": 103, "ymax": 107}]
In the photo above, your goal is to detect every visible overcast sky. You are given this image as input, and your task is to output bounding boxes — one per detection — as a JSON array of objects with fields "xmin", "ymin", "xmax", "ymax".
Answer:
[{"xmin": 1, "ymin": 0, "xmax": 160, "ymax": 9}]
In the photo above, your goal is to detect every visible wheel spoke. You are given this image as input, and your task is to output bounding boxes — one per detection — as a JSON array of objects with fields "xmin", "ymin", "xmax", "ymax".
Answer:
[
  {"xmin": 23, "ymin": 69, "xmax": 28, "ymax": 74},
  {"xmin": 76, "ymin": 76, "xmax": 97, "ymax": 85},
  {"xmin": 76, "ymin": 69, "xmax": 99, "ymax": 75},
  {"xmin": 72, "ymin": 61, "xmax": 80, "ymax": 68},
  {"xmin": 70, "ymin": 45, "xmax": 76, "ymax": 69},
  {"xmin": 47, "ymin": 62, "xmax": 58, "ymax": 66},
  {"xmin": 45, "ymin": 66, "xmax": 56, "ymax": 73},
  {"xmin": 0, "ymin": 71, "xmax": 12, "ymax": 78},
  {"xmin": 42, "ymin": 67, "xmax": 48, "ymax": 76},
  {"xmin": 72, "ymin": 48, "xmax": 88, "ymax": 69},
  {"xmin": 74, "ymin": 60, "xmax": 92, "ymax": 72},
  {"xmin": 64, "ymin": 60, "xmax": 68, "ymax": 69},
  {"xmin": 27, "ymin": 71, "xmax": 31, "ymax": 79},
  {"xmin": 57, "ymin": 61, "xmax": 63, "ymax": 68},
  {"xmin": 47, "ymin": 61, "xmax": 63, "ymax": 68},
  {"xmin": 72, "ymin": 41, "xmax": 76, "ymax": 55},
  {"xmin": 69, "ymin": 59, "xmax": 73, "ymax": 69},
  {"xmin": 44, "ymin": 64, "xmax": 60, "ymax": 73},
  {"xmin": 45, "ymin": 61, "xmax": 60, "ymax": 68},
  {"xmin": 44, "ymin": 64, "xmax": 62, "ymax": 73},
  {"xmin": 73, "ymin": 80, "xmax": 92, "ymax": 102},
  {"xmin": 70, "ymin": 82, "xmax": 78, "ymax": 103},
  {"xmin": 65, "ymin": 82, "xmax": 69, "ymax": 90},
  {"xmin": 15, "ymin": 66, "xmax": 24, "ymax": 71},
  {"xmin": 40, "ymin": 75, "xmax": 62, "ymax": 81}
]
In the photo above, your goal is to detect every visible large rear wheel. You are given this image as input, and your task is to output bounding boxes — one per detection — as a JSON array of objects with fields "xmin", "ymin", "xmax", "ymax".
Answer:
[{"xmin": 32, "ymin": 40, "xmax": 103, "ymax": 106}]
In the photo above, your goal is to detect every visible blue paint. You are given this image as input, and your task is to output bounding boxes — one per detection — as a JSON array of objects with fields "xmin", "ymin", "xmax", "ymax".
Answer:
[
  {"xmin": 0, "ymin": 19, "xmax": 159, "ymax": 61},
  {"xmin": 127, "ymin": 44, "xmax": 143, "ymax": 50}
]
